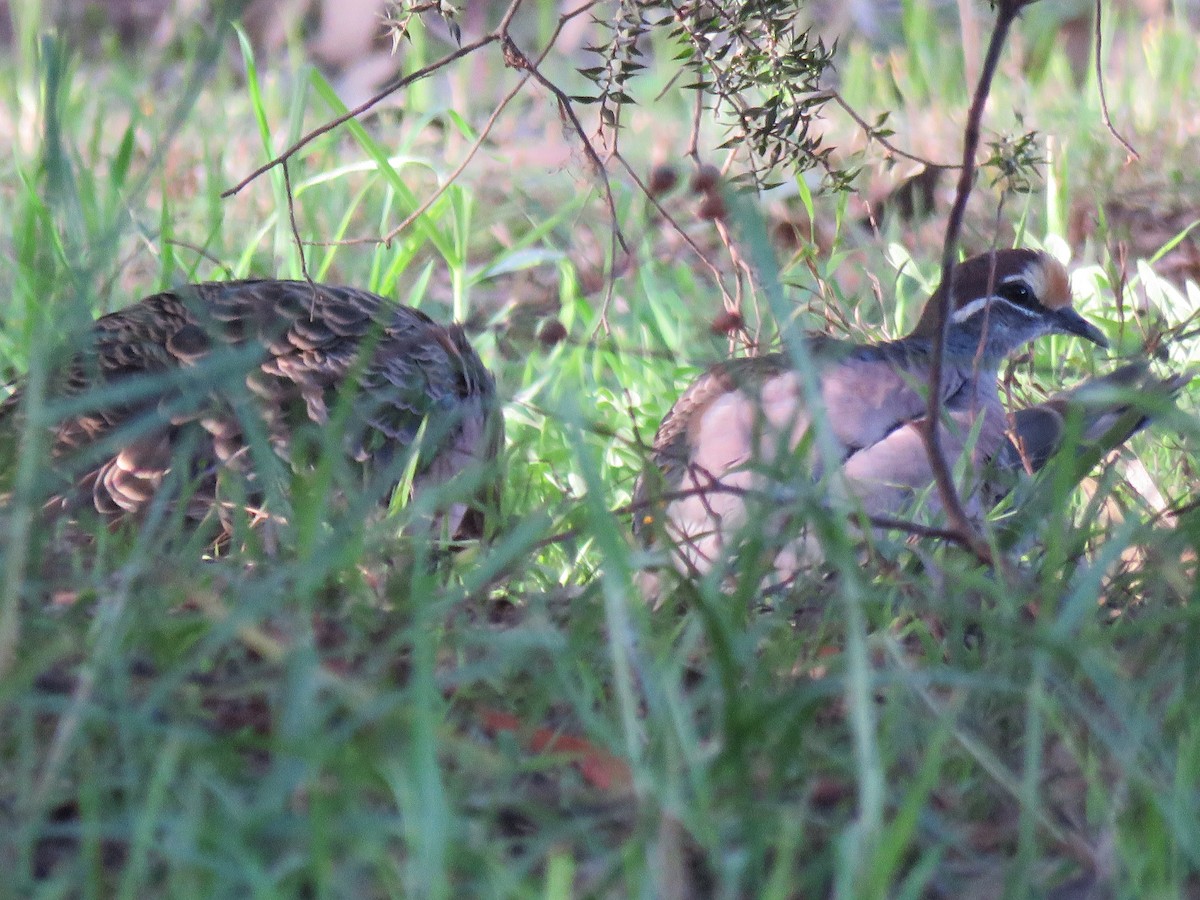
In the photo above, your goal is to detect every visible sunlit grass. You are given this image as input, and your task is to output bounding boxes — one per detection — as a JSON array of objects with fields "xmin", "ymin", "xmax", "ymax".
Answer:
[{"xmin": 1, "ymin": 3, "xmax": 1199, "ymax": 897}]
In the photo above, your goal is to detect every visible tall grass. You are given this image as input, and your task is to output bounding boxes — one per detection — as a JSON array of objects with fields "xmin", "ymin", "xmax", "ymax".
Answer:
[{"xmin": 1, "ymin": 3, "xmax": 1199, "ymax": 897}]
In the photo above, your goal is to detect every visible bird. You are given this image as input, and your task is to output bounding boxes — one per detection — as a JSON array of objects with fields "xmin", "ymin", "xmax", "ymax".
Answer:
[
  {"xmin": 0, "ymin": 279, "xmax": 503, "ymax": 542},
  {"xmin": 634, "ymin": 248, "xmax": 1114, "ymax": 575},
  {"xmin": 986, "ymin": 361, "xmax": 1190, "ymax": 510}
]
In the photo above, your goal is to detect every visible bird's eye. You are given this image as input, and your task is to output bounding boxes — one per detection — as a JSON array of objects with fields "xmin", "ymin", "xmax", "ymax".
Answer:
[{"xmin": 998, "ymin": 280, "xmax": 1035, "ymax": 307}]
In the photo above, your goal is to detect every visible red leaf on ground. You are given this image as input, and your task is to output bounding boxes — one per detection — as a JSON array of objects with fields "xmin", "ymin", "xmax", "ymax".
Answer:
[{"xmin": 478, "ymin": 707, "xmax": 633, "ymax": 794}]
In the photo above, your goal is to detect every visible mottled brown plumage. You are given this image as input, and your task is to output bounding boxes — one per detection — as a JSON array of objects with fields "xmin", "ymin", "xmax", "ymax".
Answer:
[{"xmin": 0, "ymin": 280, "xmax": 502, "ymax": 539}]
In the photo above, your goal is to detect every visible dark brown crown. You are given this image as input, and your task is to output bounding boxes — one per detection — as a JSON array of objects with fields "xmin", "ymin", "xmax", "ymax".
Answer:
[{"xmin": 911, "ymin": 249, "xmax": 1073, "ymax": 339}]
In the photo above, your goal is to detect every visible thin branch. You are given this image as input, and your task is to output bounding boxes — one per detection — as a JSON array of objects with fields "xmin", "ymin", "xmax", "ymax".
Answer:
[
  {"xmin": 612, "ymin": 150, "xmax": 739, "ymax": 310},
  {"xmin": 247, "ymin": 5, "xmax": 626, "ymax": 322},
  {"xmin": 823, "ymin": 89, "xmax": 960, "ymax": 171},
  {"xmin": 525, "ymin": 481, "xmax": 972, "ymax": 560},
  {"xmin": 382, "ymin": 76, "xmax": 526, "ymax": 244},
  {"xmin": 162, "ymin": 238, "xmax": 234, "ymax": 278},
  {"xmin": 711, "ymin": 217, "xmax": 755, "ymax": 351},
  {"xmin": 1093, "ymin": 0, "xmax": 1139, "ymax": 160},
  {"xmin": 686, "ymin": 82, "xmax": 704, "ymax": 162},
  {"xmin": 865, "ymin": 513, "xmax": 968, "ymax": 545},
  {"xmin": 221, "ymin": 0, "xmax": 528, "ymax": 199},
  {"xmin": 369, "ymin": 2, "xmax": 610, "ymax": 250},
  {"xmin": 503, "ymin": 35, "xmax": 627, "ymax": 259},
  {"xmin": 308, "ymin": 73, "xmax": 533, "ymax": 250},
  {"xmin": 496, "ymin": 35, "xmax": 629, "ymax": 332},
  {"xmin": 924, "ymin": 0, "xmax": 1035, "ymax": 568},
  {"xmin": 305, "ymin": 0, "xmax": 607, "ymax": 251},
  {"xmin": 528, "ymin": 1, "xmax": 624, "ymax": 328},
  {"xmin": 282, "ymin": 160, "xmax": 312, "ymax": 285}
]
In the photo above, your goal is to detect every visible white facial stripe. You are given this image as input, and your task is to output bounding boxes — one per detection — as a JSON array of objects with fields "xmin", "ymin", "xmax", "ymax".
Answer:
[
  {"xmin": 1022, "ymin": 261, "xmax": 1046, "ymax": 298},
  {"xmin": 950, "ymin": 295, "xmax": 1041, "ymax": 324}
]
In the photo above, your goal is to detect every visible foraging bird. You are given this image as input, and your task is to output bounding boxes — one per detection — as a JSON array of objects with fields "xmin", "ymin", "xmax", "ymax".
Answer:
[
  {"xmin": 0, "ymin": 280, "xmax": 502, "ymax": 540},
  {"xmin": 635, "ymin": 249, "xmax": 1113, "ymax": 573}
]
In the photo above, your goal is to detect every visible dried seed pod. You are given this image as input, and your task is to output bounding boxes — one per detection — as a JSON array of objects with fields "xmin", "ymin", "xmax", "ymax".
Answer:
[
  {"xmin": 697, "ymin": 191, "xmax": 727, "ymax": 221},
  {"xmin": 689, "ymin": 163, "xmax": 721, "ymax": 195},
  {"xmin": 648, "ymin": 164, "xmax": 679, "ymax": 197},
  {"xmin": 537, "ymin": 318, "xmax": 568, "ymax": 347},
  {"xmin": 710, "ymin": 310, "xmax": 744, "ymax": 336}
]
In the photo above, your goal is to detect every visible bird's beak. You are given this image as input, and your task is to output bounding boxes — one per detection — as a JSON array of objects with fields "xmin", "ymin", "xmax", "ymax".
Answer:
[{"xmin": 1052, "ymin": 307, "xmax": 1109, "ymax": 348}]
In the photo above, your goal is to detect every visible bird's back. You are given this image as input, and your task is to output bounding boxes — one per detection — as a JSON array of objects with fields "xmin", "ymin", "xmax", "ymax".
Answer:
[{"xmin": 1, "ymin": 279, "xmax": 501, "ymax": 538}]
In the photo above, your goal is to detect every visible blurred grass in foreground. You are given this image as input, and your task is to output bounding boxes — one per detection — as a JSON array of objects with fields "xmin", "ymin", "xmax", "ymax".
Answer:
[{"xmin": 0, "ymin": 2, "xmax": 1199, "ymax": 896}]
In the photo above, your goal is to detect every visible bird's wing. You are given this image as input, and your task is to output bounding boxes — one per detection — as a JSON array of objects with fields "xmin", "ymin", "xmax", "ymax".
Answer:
[
  {"xmin": 636, "ymin": 339, "xmax": 964, "ymax": 550},
  {"xmin": 836, "ymin": 403, "xmax": 1003, "ymax": 520},
  {"xmin": 991, "ymin": 362, "xmax": 1191, "ymax": 496}
]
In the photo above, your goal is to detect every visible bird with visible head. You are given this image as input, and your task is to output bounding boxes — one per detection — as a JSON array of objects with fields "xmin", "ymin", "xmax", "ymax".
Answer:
[
  {"xmin": 907, "ymin": 248, "xmax": 1106, "ymax": 363},
  {"xmin": 635, "ymin": 248, "xmax": 1113, "ymax": 576}
]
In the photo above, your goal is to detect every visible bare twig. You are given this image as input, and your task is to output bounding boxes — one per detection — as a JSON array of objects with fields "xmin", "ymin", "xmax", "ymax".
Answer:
[
  {"xmin": 282, "ymin": 160, "xmax": 312, "ymax": 286},
  {"xmin": 1093, "ymin": 0, "xmax": 1140, "ymax": 160},
  {"xmin": 612, "ymin": 150, "xmax": 739, "ymax": 310},
  {"xmin": 823, "ymin": 89, "xmax": 960, "ymax": 171},
  {"xmin": 526, "ymin": 481, "xmax": 971, "ymax": 560},
  {"xmin": 331, "ymin": 30, "xmax": 625, "ymax": 319},
  {"xmin": 308, "ymin": 74, "xmax": 533, "ymax": 250},
  {"xmin": 387, "ymin": 78, "xmax": 527, "ymax": 245},
  {"xmin": 923, "ymin": 0, "xmax": 1036, "ymax": 568},
  {"xmin": 307, "ymin": 0, "xmax": 607, "ymax": 251},
  {"xmin": 222, "ymin": 0, "xmax": 634, "ymax": 318},
  {"xmin": 687, "ymin": 85, "xmax": 704, "ymax": 162},
  {"xmin": 162, "ymin": 238, "xmax": 234, "ymax": 277},
  {"xmin": 711, "ymin": 218, "xmax": 755, "ymax": 351},
  {"xmin": 221, "ymin": 0, "xmax": 528, "ymax": 199},
  {"xmin": 489, "ymin": 34, "xmax": 630, "ymax": 327},
  {"xmin": 865, "ymin": 513, "xmax": 967, "ymax": 545},
  {"xmin": 506, "ymin": 34, "xmax": 632, "ymax": 312}
]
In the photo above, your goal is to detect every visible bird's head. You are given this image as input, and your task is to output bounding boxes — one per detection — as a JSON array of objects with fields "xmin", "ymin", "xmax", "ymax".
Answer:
[{"xmin": 911, "ymin": 249, "xmax": 1108, "ymax": 364}]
